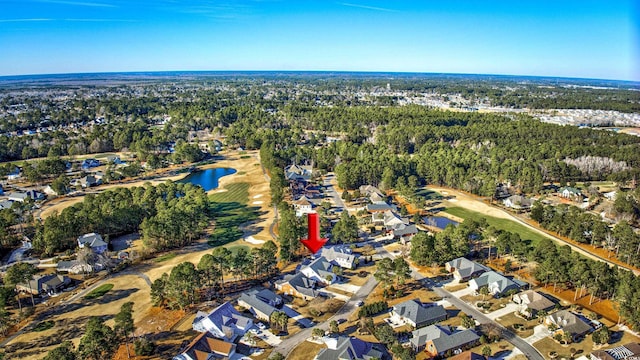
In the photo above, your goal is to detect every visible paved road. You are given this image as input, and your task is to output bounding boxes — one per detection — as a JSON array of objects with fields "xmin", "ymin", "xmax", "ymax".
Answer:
[
  {"xmin": 323, "ymin": 173, "xmax": 347, "ymax": 211},
  {"xmin": 411, "ymin": 269, "xmax": 545, "ymax": 360}
]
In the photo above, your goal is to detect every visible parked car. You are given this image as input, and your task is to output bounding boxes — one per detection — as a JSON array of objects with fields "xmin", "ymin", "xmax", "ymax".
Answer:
[
  {"xmin": 356, "ymin": 300, "xmax": 364, "ymax": 307},
  {"xmin": 257, "ymin": 322, "xmax": 266, "ymax": 330}
]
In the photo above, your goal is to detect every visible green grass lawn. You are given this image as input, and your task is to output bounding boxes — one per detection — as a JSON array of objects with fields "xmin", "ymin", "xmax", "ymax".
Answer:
[
  {"xmin": 414, "ymin": 188, "xmax": 444, "ymax": 201},
  {"xmin": 33, "ymin": 320, "xmax": 55, "ymax": 332},
  {"xmin": 445, "ymin": 207, "xmax": 547, "ymax": 246},
  {"xmin": 225, "ymin": 244, "xmax": 250, "ymax": 254},
  {"xmin": 83, "ymin": 283, "xmax": 114, "ymax": 300},
  {"xmin": 153, "ymin": 253, "xmax": 177, "ymax": 263},
  {"xmin": 208, "ymin": 183, "xmax": 260, "ymax": 247},
  {"xmin": 209, "ymin": 182, "xmax": 250, "ymax": 204}
]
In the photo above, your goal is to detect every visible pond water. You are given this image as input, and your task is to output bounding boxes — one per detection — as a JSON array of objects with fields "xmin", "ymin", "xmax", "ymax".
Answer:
[
  {"xmin": 178, "ymin": 167, "xmax": 236, "ymax": 191},
  {"xmin": 423, "ymin": 216, "xmax": 459, "ymax": 229}
]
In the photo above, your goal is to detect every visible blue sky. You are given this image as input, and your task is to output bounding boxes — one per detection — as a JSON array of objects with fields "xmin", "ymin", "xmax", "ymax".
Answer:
[{"xmin": 0, "ymin": 0, "xmax": 638, "ymax": 80}]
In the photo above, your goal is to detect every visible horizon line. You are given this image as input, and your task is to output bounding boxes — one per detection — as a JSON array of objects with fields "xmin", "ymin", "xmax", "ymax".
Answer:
[{"xmin": 0, "ymin": 69, "xmax": 638, "ymax": 84}]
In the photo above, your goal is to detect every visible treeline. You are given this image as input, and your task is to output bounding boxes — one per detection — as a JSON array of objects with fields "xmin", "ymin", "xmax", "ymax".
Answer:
[
  {"xmin": 531, "ymin": 202, "xmax": 639, "ymax": 267},
  {"xmin": 269, "ymin": 106, "xmax": 640, "ymax": 194},
  {"xmin": 530, "ymin": 238, "xmax": 640, "ymax": 331},
  {"xmin": 32, "ymin": 182, "xmax": 209, "ymax": 255},
  {"xmin": 151, "ymin": 243, "xmax": 278, "ymax": 309}
]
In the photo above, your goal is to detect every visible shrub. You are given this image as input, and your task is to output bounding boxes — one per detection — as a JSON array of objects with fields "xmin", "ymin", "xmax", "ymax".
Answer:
[
  {"xmin": 134, "ymin": 337, "xmax": 155, "ymax": 356},
  {"xmin": 358, "ymin": 301, "xmax": 388, "ymax": 318}
]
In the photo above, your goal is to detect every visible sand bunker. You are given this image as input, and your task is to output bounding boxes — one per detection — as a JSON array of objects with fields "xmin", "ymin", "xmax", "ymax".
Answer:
[{"xmin": 244, "ymin": 236, "xmax": 265, "ymax": 245}]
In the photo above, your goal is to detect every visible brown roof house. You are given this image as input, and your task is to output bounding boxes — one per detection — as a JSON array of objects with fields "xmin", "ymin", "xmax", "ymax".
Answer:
[
  {"xmin": 410, "ymin": 325, "xmax": 479, "ymax": 357},
  {"xmin": 173, "ymin": 332, "xmax": 236, "ymax": 360},
  {"xmin": 512, "ymin": 290, "xmax": 555, "ymax": 318},
  {"xmin": 545, "ymin": 310, "xmax": 593, "ymax": 342},
  {"xmin": 591, "ymin": 343, "xmax": 640, "ymax": 360}
]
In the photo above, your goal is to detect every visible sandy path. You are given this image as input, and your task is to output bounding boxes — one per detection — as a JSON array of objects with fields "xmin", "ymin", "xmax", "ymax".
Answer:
[{"xmin": 426, "ymin": 185, "xmax": 640, "ymax": 275}]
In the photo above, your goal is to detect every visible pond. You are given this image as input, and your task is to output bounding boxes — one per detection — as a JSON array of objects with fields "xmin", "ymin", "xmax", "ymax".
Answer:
[
  {"xmin": 178, "ymin": 167, "xmax": 236, "ymax": 191},
  {"xmin": 423, "ymin": 216, "xmax": 459, "ymax": 230}
]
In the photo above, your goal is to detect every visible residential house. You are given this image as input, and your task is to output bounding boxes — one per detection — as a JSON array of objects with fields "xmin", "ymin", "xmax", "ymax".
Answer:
[
  {"xmin": 57, "ymin": 260, "xmax": 94, "ymax": 275},
  {"xmin": 173, "ymin": 332, "xmax": 236, "ymax": 360},
  {"xmin": 0, "ymin": 200, "xmax": 14, "ymax": 210},
  {"xmin": 192, "ymin": 302, "xmax": 253, "ymax": 342},
  {"xmin": 77, "ymin": 233, "xmax": 108, "ymax": 254},
  {"xmin": 410, "ymin": 325, "xmax": 480, "ymax": 356},
  {"xmin": 559, "ymin": 186, "xmax": 583, "ymax": 200},
  {"xmin": 512, "ymin": 290, "xmax": 555, "ymax": 318},
  {"xmin": 7, "ymin": 168, "xmax": 21, "ymax": 181},
  {"xmin": 315, "ymin": 336, "xmax": 388, "ymax": 360},
  {"xmin": 503, "ymin": 195, "xmax": 532, "ymax": 210},
  {"xmin": 16, "ymin": 274, "xmax": 72, "ymax": 295},
  {"xmin": 389, "ymin": 299, "xmax": 448, "ymax": 329},
  {"xmin": 320, "ymin": 246, "xmax": 357, "ymax": 269},
  {"xmin": 301, "ymin": 256, "xmax": 335, "ymax": 284},
  {"xmin": 275, "ymin": 272, "xmax": 319, "ymax": 300},
  {"xmin": 359, "ymin": 185, "xmax": 385, "ymax": 202},
  {"xmin": 285, "ymin": 164, "xmax": 313, "ymax": 182},
  {"xmin": 449, "ymin": 351, "xmax": 485, "ymax": 360},
  {"xmin": 469, "ymin": 271, "xmax": 524, "ymax": 297},
  {"xmin": 237, "ymin": 288, "xmax": 283, "ymax": 321},
  {"xmin": 367, "ymin": 202, "xmax": 393, "ymax": 214},
  {"xmin": 494, "ymin": 183, "xmax": 510, "ymax": 199},
  {"xmin": 603, "ymin": 191, "xmax": 617, "ymax": 201},
  {"xmin": 293, "ymin": 196, "xmax": 314, "ymax": 217},
  {"xmin": 43, "ymin": 185, "xmax": 63, "ymax": 196},
  {"xmin": 79, "ymin": 175, "xmax": 102, "ymax": 188},
  {"xmin": 545, "ymin": 310, "xmax": 592, "ymax": 341},
  {"xmin": 390, "ymin": 224, "xmax": 418, "ymax": 242},
  {"xmin": 590, "ymin": 343, "xmax": 640, "ymax": 360},
  {"xmin": 81, "ymin": 158, "xmax": 101, "ymax": 170},
  {"xmin": 8, "ymin": 190, "xmax": 45, "ymax": 202},
  {"xmin": 106, "ymin": 155, "xmax": 125, "ymax": 165},
  {"xmin": 445, "ymin": 258, "xmax": 490, "ymax": 281}
]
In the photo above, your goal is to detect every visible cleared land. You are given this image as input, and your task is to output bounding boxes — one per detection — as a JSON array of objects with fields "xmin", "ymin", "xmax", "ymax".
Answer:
[{"xmin": 3, "ymin": 150, "xmax": 275, "ymax": 359}]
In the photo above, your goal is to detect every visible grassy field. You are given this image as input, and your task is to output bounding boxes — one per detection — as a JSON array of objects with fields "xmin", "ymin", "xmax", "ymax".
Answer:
[
  {"xmin": 445, "ymin": 207, "xmax": 547, "ymax": 246},
  {"xmin": 83, "ymin": 283, "xmax": 114, "ymax": 300},
  {"xmin": 153, "ymin": 253, "xmax": 177, "ymax": 263},
  {"xmin": 208, "ymin": 182, "xmax": 260, "ymax": 247}
]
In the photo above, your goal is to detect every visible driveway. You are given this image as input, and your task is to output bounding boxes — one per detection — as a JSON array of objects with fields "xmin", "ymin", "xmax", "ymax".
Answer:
[
  {"xmin": 524, "ymin": 324, "xmax": 552, "ymax": 344},
  {"xmin": 486, "ymin": 302, "xmax": 519, "ymax": 321},
  {"xmin": 450, "ymin": 285, "xmax": 475, "ymax": 298},
  {"xmin": 282, "ymin": 305, "xmax": 314, "ymax": 328}
]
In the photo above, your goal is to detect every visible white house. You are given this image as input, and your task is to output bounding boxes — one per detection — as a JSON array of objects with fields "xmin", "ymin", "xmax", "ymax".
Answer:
[
  {"xmin": 192, "ymin": 302, "xmax": 253, "ymax": 342},
  {"xmin": 293, "ymin": 196, "xmax": 314, "ymax": 217},
  {"xmin": 77, "ymin": 233, "xmax": 108, "ymax": 254},
  {"xmin": 320, "ymin": 246, "xmax": 357, "ymax": 269},
  {"xmin": 469, "ymin": 271, "xmax": 524, "ymax": 296},
  {"xmin": 301, "ymin": 256, "xmax": 335, "ymax": 284},
  {"xmin": 503, "ymin": 195, "xmax": 532, "ymax": 210}
]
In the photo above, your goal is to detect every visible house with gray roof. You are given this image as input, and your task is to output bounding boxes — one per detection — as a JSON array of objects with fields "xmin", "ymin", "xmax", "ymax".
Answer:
[
  {"xmin": 469, "ymin": 271, "xmax": 524, "ymax": 296},
  {"xmin": 16, "ymin": 274, "xmax": 72, "ymax": 295},
  {"xmin": 57, "ymin": 260, "xmax": 93, "ymax": 275},
  {"xmin": 503, "ymin": 195, "xmax": 532, "ymax": 210},
  {"xmin": 301, "ymin": 256, "xmax": 335, "ymax": 284},
  {"xmin": 513, "ymin": 290, "xmax": 555, "ymax": 318},
  {"xmin": 8, "ymin": 190, "xmax": 45, "ymax": 202},
  {"xmin": 0, "ymin": 200, "xmax": 14, "ymax": 210},
  {"xmin": 77, "ymin": 233, "xmax": 108, "ymax": 254},
  {"xmin": 545, "ymin": 310, "xmax": 592, "ymax": 341},
  {"xmin": 237, "ymin": 288, "xmax": 283, "ymax": 321},
  {"xmin": 192, "ymin": 302, "xmax": 253, "ymax": 342},
  {"xmin": 389, "ymin": 299, "xmax": 447, "ymax": 329},
  {"xmin": 367, "ymin": 201, "xmax": 393, "ymax": 214},
  {"xmin": 320, "ymin": 246, "xmax": 356, "ymax": 269},
  {"xmin": 275, "ymin": 272, "xmax": 319, "ymax": 300},
  {"xmin": 315, "ymin": 336, "xmax": 388, "ymax": 360},
  {"xmin": 591, "ymin": 342, "xmax": 640, "ymax": 360},
  {"xmin": 411, "ymin": 325, "xmax": 479, "ymax": 356},
  {"xmin": 285, "ymin": 164, "xmax": 313, "ymax": 182},
  {"xmin": 445, "ymin": 258, "xmax": 490, "ymax": 281}
]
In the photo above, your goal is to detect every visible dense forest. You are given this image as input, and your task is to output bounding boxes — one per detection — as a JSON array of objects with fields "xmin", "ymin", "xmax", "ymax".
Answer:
[{"xmin": 32, "ymin": 182, "xmax": 209, "ymax": 255}]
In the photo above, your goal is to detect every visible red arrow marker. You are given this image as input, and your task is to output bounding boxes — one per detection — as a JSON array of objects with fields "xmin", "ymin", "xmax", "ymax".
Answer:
[{"xmin": 300, "ymin": 212, "xmax": 327, "ymax": 254}]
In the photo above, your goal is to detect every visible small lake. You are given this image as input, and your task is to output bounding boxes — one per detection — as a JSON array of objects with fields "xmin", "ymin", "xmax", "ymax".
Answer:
[
  {"xmin": 423, "ymin": 216, "xmax": 459, "ymax": 229},
  {"xmin": 178, "ymin": 167, "xmax": 236, "ymax": 191}
]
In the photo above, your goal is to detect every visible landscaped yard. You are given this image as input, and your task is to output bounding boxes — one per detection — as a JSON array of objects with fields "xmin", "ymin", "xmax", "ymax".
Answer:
[
  {"xmin": 445, "ymin": 207, "xmax": 547, "ymax": 246},
  {"xmin": 83, "ymin": 283, "xmax": 114, "ymax": 300},
  {"xmin": 288, "ymin": 340, "xmax": 327, "ymax": 360},
  {"xmin": 460, "ymin": 293, "xmax": 512, "ymax": 313},
  {"xmin": 495, "ymin": 312, "xmax": 537, "ymax": 338},
  {"xmin": 534, "ymin": 326, "xmax": 640, "ymax": 360}
]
